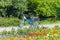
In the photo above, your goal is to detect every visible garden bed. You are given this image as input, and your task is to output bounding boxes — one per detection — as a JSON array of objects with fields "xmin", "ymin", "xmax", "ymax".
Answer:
[{"xmin": 0, "ymin": 25, "xmax": 60, "ymax": 40}]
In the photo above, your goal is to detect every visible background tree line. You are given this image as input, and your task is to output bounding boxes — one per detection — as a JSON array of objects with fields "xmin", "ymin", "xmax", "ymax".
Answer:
[
  {"xmin": 0, "ymin": 0, "xmax": 28, "ymax": 18},
  {"xmin": 0, "ymin": 0, "xmax": 60, "ymax": 18}
]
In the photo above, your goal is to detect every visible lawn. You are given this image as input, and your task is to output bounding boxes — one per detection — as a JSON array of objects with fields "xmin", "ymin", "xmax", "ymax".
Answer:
[
  {"xmin": 40, "ymin": 18, "xmax": 60, "ymax": 24},
  {"xmin": 0, "ymin": 17, "xmax": 60, "ymax": 27},
  {"xmin": 40, "ymin": 20, "xmax": 60, "ymax": 24},
  {"xmin": 0, "ymin": 17, "xmax": 19, "ymax": 27}
]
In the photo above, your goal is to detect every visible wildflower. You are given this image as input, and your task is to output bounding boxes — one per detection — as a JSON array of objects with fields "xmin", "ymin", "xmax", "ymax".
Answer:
[
  {"xmin": 50, "ymin": 30, "xmax": 58, "ymax": 34},
  {"xmin": 52, "ymin": 37, "xmax": 56, "ymax": 40},
  {"xmin": 20, "ymin": 37, "xmax": 27, "ymax": 40},
  {"xmin": 43, "ymin": 38, "xmax": 48, "ymax": 40},
  {"xmin": 10, "ymin": 37, "xmax": 16, "ymax": 40},
  {"xmin": 28, "ymin": 36, "xmax": 33, "ymax": 40},
  {"xmin": 40, "ymin": 33, "xmax": 47, "ymax": 36},
  {"xmin": 29, "ymin": 31, "xmax": 35, "ymax": 36},
  {"xmin": 4, "ymin": 38, "xmax": 10, "ymax": 40},
  {"xmin": 54, "ymin": 30, "xmax": 58, "ymax": 34},
  {"xmin": 34, "ymin": 31, "xmax": 41, "ymax": 35}
]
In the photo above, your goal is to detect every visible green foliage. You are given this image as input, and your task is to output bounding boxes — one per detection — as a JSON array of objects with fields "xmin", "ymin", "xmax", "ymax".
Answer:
[
  {"xmin": 17, "ymin": 29, "xmax": 29, "ymax": 35},
  {"xmin": 0, "ymin": 0, "xmax": 12, "ymax": 7},
  {"xmin": 0, "ymin": 0, "xmax": 60, "ymax": 18},
  {"xmin": 0, "ymin": 0, "xmax": 28, "ymax": 17},
  {"xmin": 12, "ymin": 0, "xmax": 28, "ymax": 17},
  {"xmin": 0, "ymin": 17, "xmax": 19, "ymax": 27},
  {"xmin": 0, "ymin": 0, "xmax": 60, "ymax": 26},
  {"xmin": 28, "ymin": 0, "xmax": 60, "ymax": 17}
]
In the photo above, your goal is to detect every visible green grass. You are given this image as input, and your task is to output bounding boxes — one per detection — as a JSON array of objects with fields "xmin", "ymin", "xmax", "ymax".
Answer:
[
  {"xmin": 0, "ymin": 17, "xmax": 19, "ymax": 27},
  {"xmin": 0, "ymin": 17, "xmax": 60, "ymax": 27},
  {"xmin": 40, "ymin": 19, "xmax": 60, "ymax": 24},
  {"xmin": 24, "ymin": 19, "xmax": 60, "ymax": 25}
]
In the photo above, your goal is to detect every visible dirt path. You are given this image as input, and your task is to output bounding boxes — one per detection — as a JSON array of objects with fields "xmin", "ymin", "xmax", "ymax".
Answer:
[
  {"xmin": 39, "ymin": 23, "xmax": 60, "ymax": 28},
  {"xmin": 0, "ymin": 24, "xmax": 60, "ymax": 32}
]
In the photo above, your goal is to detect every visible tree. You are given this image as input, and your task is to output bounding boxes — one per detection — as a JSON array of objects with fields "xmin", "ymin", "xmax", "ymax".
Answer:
[
  {"xmin": 0, "ymin": 0, "xmax": 28, "ymax": 17},
  {"xmin": 12, "ymin": 0, "xmax": 28, "ymax": 17},
  {"xmin": 28, "ymin": 0, "xmax": 60, "ymax": 18}
]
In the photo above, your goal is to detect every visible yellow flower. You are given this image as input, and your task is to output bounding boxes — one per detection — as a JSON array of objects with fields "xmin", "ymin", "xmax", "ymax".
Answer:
[
  {"xmin": 20, "ymin": 37, "xmax": 27, "ymax": 40},
  {"xmin": 50, "ymin": 30, "xmax": 58, "ymax": 34},
  {"xmin": 28, "ymin": 36, "xmax": 33, "ymax": 40},
  {"xmin": 34, "ymin": 31, "xmax": 40, "ymax": 35},
  {"xmin": 4, "ymin": 38, "xmax": 10, "ymax": 40},
  {"xmin": 10, "ymin": 37, "xmax": 16, "ymax": 40}
]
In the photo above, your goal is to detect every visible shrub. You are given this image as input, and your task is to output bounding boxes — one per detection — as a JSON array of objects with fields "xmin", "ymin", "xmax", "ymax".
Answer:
[{"xmin": 0, "ymin": 17, "xmax": 19, "ymax": 27}]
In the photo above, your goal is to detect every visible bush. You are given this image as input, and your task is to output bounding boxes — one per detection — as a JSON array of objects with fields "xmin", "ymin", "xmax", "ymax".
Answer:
[{"xmin": 0, "ymin": 17, "xmax": 19, "ymax": 27}]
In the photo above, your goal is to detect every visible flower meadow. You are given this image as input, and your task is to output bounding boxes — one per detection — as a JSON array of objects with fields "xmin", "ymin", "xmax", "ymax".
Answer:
[{"xmin": 0, "ymin": 26, "xmax": 60, "ymax": 40}]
